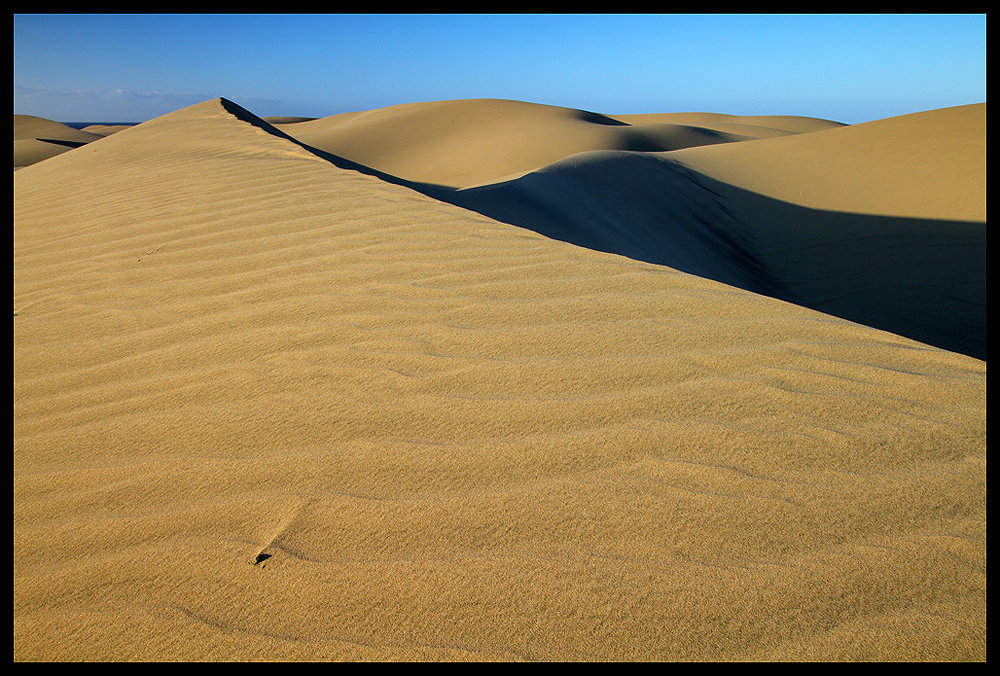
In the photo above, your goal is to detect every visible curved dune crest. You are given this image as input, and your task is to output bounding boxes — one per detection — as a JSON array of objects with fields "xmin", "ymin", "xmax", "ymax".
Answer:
[
  {"xmin": 669, "ymin": 103, "xmax": 986, "ymax": 222},
  {"xmin": 272, "ymin": 98, "xmax": 840, "ymax": 188},
  {"xmin": 610, "ymin": 111, "xmax": 848, "ymax": 135},
  {"xmin": 13, "ymin": 114, "xmax": 101, "ymax": 142},
  {"xmin": 14, "ymin": 114, "xmax": 106, "ymax": 168},
  {"xmin": 14, "ymin": 98, "xmax": 986, "ymax": 661},
  {"xmin": 443, "ymin": 110, "xmax": 986, "ymax": 360},
  {"xmin": 78, "ymin": 123, "xmax": 136, "ymax": 136},
  {"xmin": 14, "ymin": 115, "xmax": 136, "ymax": 169}
]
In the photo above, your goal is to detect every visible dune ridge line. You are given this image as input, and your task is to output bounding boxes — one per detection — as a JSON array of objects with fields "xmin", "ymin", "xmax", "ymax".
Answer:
[{"xmin": 13, "ymin": 97, "xmax": 986, "ymax": 661}]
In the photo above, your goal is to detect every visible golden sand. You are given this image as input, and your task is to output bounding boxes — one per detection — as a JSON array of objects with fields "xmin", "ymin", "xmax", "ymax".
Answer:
[{"xmin": 13, "ymin": 98, "xmax": 985, "ymax": 661}]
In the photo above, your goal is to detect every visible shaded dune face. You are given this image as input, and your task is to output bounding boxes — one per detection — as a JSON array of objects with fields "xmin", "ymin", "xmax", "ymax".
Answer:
[
  {"xmin": 262, "ymin": 98, "xmax": 987, "ymax": 361},
  {"xmin": 441, "ymin": 150, "xmax": 986, "ymax": 361},
  {"xmin": 14, "ymin": 98, "xmax": 986, "ymax": 661}
]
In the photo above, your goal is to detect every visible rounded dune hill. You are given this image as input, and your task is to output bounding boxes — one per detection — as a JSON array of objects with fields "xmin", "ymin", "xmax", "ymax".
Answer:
[
  {"xmin": 77, "ymin": 123, "xmax": 136, "ymax": 136},
  {"xmin": 443, "ymin": 102, "xmax": 986, "ymax": 360},
  {"xmin": 13, "ymin": 114, "xmax": 103, "ymax": 142},
  {"xmin": 668, "ymin": 103, "xmax": 986, "ymax": 222},
  {"xmin": 14, "ymin": 114, "xmax": 106, "ymax": 169},
  {"xmin": 272, "ymin": 98, "xmax": 843, "ymax": 189},
  {"xmin": 611, "ymin": 111, "xmax": 847, "ymax": 138},
  {"xmin": 262, "ymin": 116, "xmax": 318, "ymax": 125},
  {"xmin": 664, "ymin": 103, "xmax": 987, "ymax": 358},
  {"xmin": 14, "ymin": 115, "xmax": 136, "ymax": 169}
]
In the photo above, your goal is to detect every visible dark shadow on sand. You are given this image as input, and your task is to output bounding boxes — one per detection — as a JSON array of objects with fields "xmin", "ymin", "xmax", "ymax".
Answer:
[
  {"xmin": 35, "ymin": 137, "xmax": 90, "ymax": 149},
  {"xmin": 436, "ymin": 155, "xmax": 986, "ymax": 362},
  {"xmin": 220, "ymin": 98, "xmax": 987, "ymax": 362}
]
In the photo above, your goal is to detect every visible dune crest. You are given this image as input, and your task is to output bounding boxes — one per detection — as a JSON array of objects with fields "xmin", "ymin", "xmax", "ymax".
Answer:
[
  {"xmin": 610, "ymin": 111, "xmax": 848, "ymax": 135},
  {"xmin": 670, "ymin": 103, "xmax": 986, "ymax": 222},
  {"xmin": 270, "ymin": 98, "xmax": 842, "ymax": 188},
  {"xmin": 14, "ymin": 114, "xmax": 106, "ymax": 168},
  {"xmin": 273, "ymin": 99, "xmax": 985, "ymax": 360},
  {"xmin": 440, "ymin": 110, "xmax": 986, "ymax": 360},
  {"xmin": 14, "ymin": 97, "xmax": 986, "ymax": 661}
]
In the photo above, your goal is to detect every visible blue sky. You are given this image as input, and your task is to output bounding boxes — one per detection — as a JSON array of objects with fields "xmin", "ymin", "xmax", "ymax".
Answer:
[{"xmin": 13, "ymin": 13, "xmax": 987, "ymax": 124}]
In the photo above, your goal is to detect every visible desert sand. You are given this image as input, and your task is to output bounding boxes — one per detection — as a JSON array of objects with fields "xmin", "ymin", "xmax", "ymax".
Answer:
[{"xmin": 13, "ymin": 97, "xmax": 986, "ymax": 661}]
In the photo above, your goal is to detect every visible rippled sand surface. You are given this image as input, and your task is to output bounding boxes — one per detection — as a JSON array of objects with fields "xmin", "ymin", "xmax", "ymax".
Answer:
[{"xmin": 14, "ymin": 98, "xmax": 985, "ymax": 661}]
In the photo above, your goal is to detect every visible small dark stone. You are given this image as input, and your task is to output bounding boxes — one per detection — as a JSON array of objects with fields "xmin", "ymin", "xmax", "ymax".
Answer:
[{"xmin": 248, "ymin": 552, "xmax": 272, "ymax": 566}]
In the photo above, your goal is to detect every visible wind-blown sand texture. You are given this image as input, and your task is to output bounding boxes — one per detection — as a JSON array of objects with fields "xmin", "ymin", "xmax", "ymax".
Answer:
[{"xmin": 14, "ymin": 98, "xmax": 986, "ymax": 661}]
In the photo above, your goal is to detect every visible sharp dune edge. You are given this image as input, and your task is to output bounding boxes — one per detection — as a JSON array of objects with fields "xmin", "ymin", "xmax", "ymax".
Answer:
[{"xmin": 13, "ymin": 98, "xmax": 985, "ymax": 661}]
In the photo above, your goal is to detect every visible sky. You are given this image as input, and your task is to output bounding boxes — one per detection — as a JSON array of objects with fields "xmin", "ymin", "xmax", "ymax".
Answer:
[{"xmin": 13, "ymin": 13, "xmax": 987, "ymax": 125}]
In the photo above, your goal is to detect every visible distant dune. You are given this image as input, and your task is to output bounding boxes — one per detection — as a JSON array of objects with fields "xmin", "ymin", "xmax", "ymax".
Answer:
[
  {"xmin": 266, "ymin": 99, "xmax": 986, "ymax": 360},
  {"xmin": 268, "ymin": 98, "xmax": 847, "ymax": 189},
  {"xmin": 433, "ymin": 103, "xmax": 986, "ymax": 361},
  {"xmin": 669, "ymin": 103, "xmax": 985, "ymax": 222},
  {"xmin": 14, "ymin": 115, "xmax": 136, "ymax": 169},
  {"xmin": 14, "ymin": 114, "xmax": 106, "ymax": 168},
  {"xmin": 262, "ymin": 116, "xmax": 318, "ymax": 125},
  {"xmin": 14, "ymin": 97, "xmax": 985, "ymax": 661}
]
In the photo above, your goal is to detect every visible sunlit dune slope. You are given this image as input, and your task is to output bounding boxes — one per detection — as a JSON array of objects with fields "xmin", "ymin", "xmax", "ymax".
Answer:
[
  {"xmin": 669, "ymin": 103, "xmax": 986, "ymax": 222},
  {"xmin": 14, "ymin": 98, "xmax": 986, "ymax": 661}
]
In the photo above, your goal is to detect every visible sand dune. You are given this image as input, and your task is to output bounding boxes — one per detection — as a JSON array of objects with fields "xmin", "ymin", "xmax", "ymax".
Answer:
[
  {"xmin": 669, "ymin": 103, "xmax": 986, "ymax": 222},
  {"xmin": 14, "ymin": 114, "xmax": 106, "ymax": 169},
  {"xmin": 14, "ymin": 115, "xmax": 135, "ymax": 169},
  {"xmin": 265, "ymin": 99, "xmax": 986, "ymax": 360},
  {"xmin": 77, "ymin": 123, "xmax": 136, "ymax": 136},
  {"xmin": 665, "ymin": 104, "xmax": 987, "ymax": 360},
  {"xmin": 611, "ymin": 111, "xmax": 848, "ymax": 135},
  {"xmin": 438, "ymin": 104, "xmax": 986, "ymax": 361},
  {"xmin": 13, "ymin": 98, "xmax": 986, "ymax": 661},
  {"xmin": 270, "ymin": 98, "xmax": 845, "ymax": 189}
]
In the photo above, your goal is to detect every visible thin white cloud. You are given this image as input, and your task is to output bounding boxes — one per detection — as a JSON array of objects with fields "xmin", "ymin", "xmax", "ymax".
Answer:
[
  {"xmin": 14, "ymin": 84, "xmax": 213, "ymax": 121},
  {"xmin": 14, "ymin": 84, "xmax": 295, "ymax": 121}
]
